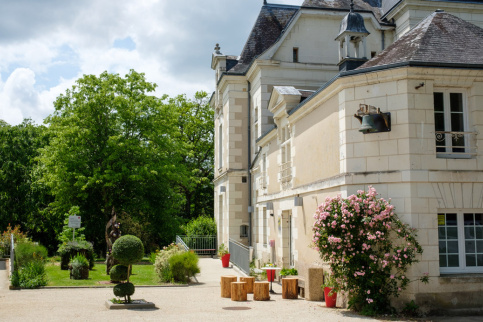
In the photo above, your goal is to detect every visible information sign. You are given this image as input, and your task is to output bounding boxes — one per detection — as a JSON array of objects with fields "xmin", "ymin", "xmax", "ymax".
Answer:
[{"xmin": 68, "ymin": 216, "xmax": 82, "ymax": 228}]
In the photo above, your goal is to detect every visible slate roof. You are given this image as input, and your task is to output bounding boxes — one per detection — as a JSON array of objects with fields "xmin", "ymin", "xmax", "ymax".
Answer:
[
  {"xmin": 227, "ymin": 4, "xmax": 299, "ymax": 74},
  {"xmin": 302, "ymin": 0, "xmax": 383, "ymax": 21},
  {"xmin": 359, "ymin": 11, "xmax": 483, "ymax": 69}
]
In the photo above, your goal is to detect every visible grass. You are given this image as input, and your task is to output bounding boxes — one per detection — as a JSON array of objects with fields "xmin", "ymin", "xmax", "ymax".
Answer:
[{"xmin": 45, "ymin": 263, "xmax": 162, "ymax": 287}]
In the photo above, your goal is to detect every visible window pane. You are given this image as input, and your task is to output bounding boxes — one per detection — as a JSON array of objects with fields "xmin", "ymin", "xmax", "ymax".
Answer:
[
  {"xmin": 440, "ymin": 254, "xmax": 447, "ymax": 267},
  {"xmin": 451, "ymin": 113, "xmax": 464, "ymax": 132},
  {"xmin": 434, "ymin": 113, "xmax": 445, "ymax": 132},
  {"xmin": 448, "ymin": 255, "xmax": 459, "ymax": 267},
  {"xmin": 478, "ymin": 254, "xmax": 483, "ymax": 267},
  {"xmin": 450, "ymin": 93, "xmax": 463, "ymax": 112},
  {"xmin": 434, "ymin": 92, "xmax": 444, "ymax": 112},
  {"xmin": 448, "ymin": 241, "xmax": 459, "ymax": 253},
  {"xmin": 475, "ymin": 214, "xmax": 483, "ymax": 225},
  {"xmin": 465, "ymin": 227, "xmax": 475, "ymax": 239},
  {"xmin": 446, "ymin": 214, "xmax": 457, "ymax": 225},
  {"xmin": 466, "ymin": 254, "xmax": 476, "ymax": 266},
  {"xmin": 464, "ymin": 213, "xmax": 475, "ymax": 225},
  {"xmin": 439, "ymin": 241, "xmax": 447, "ymax": 253},
  {"xmin": 477, "ymin": 241, "xmax": 483, "ymax": 253},
  {"xmin": 438, "ymin": 227, "xmax": 446, "ymax": 239},
  {"xmin": 476, "ymin": 227, "xmax": 483, "ymax": 239},
  {"xmin": 447, "ymin": 227, "xmax": 458, "ymax": 240},
  {"xmin": 465, "ymin": 240, "xmax": 476, "ymax": 253}
]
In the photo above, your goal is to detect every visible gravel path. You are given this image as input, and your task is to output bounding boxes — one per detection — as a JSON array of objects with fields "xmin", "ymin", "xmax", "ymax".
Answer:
[{"xmin": 0, "ymin": 258, "xmax": 380, "ymax": 322}]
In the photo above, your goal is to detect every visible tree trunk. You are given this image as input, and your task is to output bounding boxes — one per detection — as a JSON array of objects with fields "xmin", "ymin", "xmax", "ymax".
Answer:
[
  {"xmin": 220, "ymin": 275, "xmax": 237, "ymax": 298},
  {"xmin": 253, "ymin": 281, "xmax": 270, "ymax": 301},
  {"xmin": 282, "ymin": 277, "xmax": 298, "ymax": 299},
  {"xmin": 240, "ymin": 276, "xmax": 255, "ymax": 294},
  {"xmin": 231, "ymin": 282, "xmax": 247, "ymax": 301}
]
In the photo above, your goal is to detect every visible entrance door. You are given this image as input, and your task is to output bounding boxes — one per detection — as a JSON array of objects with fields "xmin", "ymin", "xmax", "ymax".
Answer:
[{"xmin": 281, "ymin": 210, "xmax": 294, "ymax": 267}]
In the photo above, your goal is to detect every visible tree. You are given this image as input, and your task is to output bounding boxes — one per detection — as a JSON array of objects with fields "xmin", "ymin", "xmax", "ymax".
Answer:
[
  {"xmin": 168, "ymin": 92, "xmax": 214, "ymax": 220},
  {"xmin": 38, "ymin": 70, "xmax": 179, "ymax": 252},
  {"xmin": 0, "ymin": 119, "xmax": 54, "ymax": 250}
]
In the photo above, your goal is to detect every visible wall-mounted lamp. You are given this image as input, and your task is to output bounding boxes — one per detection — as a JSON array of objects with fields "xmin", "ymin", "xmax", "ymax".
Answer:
[
  {"xmin": 415, "ymin": 82, "xmax": 425, "ymax": 89},
  {"xmin": 266, "ymin": 202, "xmax": 274, "ymax": 216},
  {"xmin": 294, "ymin": 196, "xmax": 303, "ymax": 207},
  {"xmin": 219, "ymin": 186, "xmax": 226, "ymax": 193},
  {"xmin": 248, "ymin": 206, "xmax": 253, "ymax": 213},
  {"xmin": 354, "ymin": 104, "xmax": 391, "ymax": 134}
]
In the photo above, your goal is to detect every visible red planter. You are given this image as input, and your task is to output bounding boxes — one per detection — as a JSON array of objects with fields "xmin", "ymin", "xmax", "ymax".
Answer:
[
  {"xmin": 266, "ymin": 269, "xmax": 275, "ymax": 282},
  {"xmin": 324, "ymin": 287, "xmax": 337, "ymax": 307},
  {"xmin": 221, "ymin": 254, "xmax": 230, "ymax": 267}
]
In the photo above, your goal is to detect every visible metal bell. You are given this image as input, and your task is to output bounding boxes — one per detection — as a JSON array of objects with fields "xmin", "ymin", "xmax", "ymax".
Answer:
[{"xmin": 359, "ymin": 115, "xmax": 376, "ymax": 133}]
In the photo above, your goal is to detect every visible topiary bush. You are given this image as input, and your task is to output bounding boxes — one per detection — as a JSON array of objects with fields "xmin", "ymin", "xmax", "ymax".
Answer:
[
  {"xmin": 110, "ymin": 265, "xmax": 129, "ymax": 282},
  {"xmin": 168, "ymin": 251, "xmax": 200, "ymax": 283},
  {"xmin": 111, "ymin": 235, "xmax": 144, "ymax": 303},
  {"xmin": 113, "ymin": 282, "xmax": 135, "ymax": 302},
  {"xmin": 111, "ymin": 235, "xmax": 144, "ymax": 267}
]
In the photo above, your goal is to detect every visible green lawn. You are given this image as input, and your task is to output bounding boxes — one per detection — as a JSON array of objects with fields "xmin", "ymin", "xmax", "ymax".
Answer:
[{"xmin": 46, "ymin": 263, "xmax": 161, "ymax": 287}]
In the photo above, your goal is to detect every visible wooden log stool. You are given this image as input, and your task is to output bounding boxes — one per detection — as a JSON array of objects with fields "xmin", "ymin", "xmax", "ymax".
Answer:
[
  {"xmin": 221, "ymin": 275, "xmax": 238, "ymax": 298},
  {"xmin": 282, "ymin": 277, "xmax": 299, "ymax": 299},
  {"xmin": 231, "ymin": 282, "xmax": 247, "ymax": 301},
  {"xmin": 240, "ymin": 276, "xmax": 255, "ymax": 294},
  {"xmin": 253, "ymin": 281, "xmax": 270, "ymax": 301}
]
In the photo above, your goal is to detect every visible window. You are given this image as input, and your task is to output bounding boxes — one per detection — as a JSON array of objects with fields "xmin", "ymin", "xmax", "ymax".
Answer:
[
  {"xmin": 218, "ymin": 124, "xmax": 223, "ymax": 168},
  {"xmin": 240, "ymin": 225, "xmax": 249, "ymax": 238},
  {"xmin": 280, "ymin": 127, "xmax": 292, "ymax": 189},
  {"xmin": 293, "ymin": 47, "xmax": 299, "ymax": 63},
  {"xmin": 433, "ymin": 91, "xmax": 474, "ymax": 158},
  {"xmin": 439, "ymin": 212, "xmax": 483, "ymax": 273},
  {"xmin": 263, "ymin": 208, "xmax": 267, "ymax": 246}
]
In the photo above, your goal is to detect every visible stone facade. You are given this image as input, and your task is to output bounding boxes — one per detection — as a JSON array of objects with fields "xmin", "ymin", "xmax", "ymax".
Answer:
[{"xmin": 211, "ymin": 0, "xmax": 483, "ymax": 311}]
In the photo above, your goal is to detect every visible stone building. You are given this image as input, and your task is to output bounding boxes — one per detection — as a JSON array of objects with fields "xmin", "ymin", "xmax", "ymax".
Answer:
[{"xmin": 211, "ymin": 0, "xmax": 483, "ymax": 310}]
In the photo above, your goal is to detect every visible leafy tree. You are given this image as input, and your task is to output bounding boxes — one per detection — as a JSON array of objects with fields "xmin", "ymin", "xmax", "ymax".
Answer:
[
  {"xmin": 181, "ymin": 215, "xmax": 216, "ymax": 236},
  {"xmin": 0, "ymin": 119, "xmax": 54, "ymax": 250},
  {"xmin": 168, "ymin": 92, "xmax": 214, "ymax": 220},
  {"xmin": 38, "ymin": 70, "xmax": 179, "ymax": 252}
]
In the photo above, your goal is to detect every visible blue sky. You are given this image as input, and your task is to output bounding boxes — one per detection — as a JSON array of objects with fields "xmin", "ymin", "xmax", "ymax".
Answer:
[{"xmin": 0, "ymin": 0, "xmax": 301, "ymax": 125}]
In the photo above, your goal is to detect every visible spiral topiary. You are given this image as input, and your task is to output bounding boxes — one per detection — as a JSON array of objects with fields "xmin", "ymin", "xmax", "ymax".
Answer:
[
  {"xmin": 110, "ymin": 265, "xmax": 128, "ymax": 282},
  {"xmin": 113, "ymin": 282, "xmax": 135, "ymax": 301}
]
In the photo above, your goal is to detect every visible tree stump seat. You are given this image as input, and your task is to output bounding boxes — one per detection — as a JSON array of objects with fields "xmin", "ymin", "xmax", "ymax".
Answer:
[
  {"xmin": 239, "ymin": 276, "xmax": 255, "ymax": 294},
  {"xmin": 282, "ymin": 277, "xmax": 298, "ymax": 299},
  {"xmin": 231, "ymin": 282, "xmax": 247, "ymax": 301},
  {"xmin": 253, "ymin": 281, "xmax": 270, "ymax": 301},
  {"xmin": 220, "ymin": 275, "xmax": 237, "ymax": 298}
]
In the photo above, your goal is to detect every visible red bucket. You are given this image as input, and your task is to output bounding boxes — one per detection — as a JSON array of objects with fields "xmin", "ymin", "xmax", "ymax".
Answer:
[
  {"xmin": 324, "ymin": 287, "xmax": 337, "ymax": 307},
  {"xmin": 266, "ymin": 269, "xmax": 275, "ymax": 282},
  {"xmin": 221, "ymin": 254, "xmax": 230, "ymax": 267}
]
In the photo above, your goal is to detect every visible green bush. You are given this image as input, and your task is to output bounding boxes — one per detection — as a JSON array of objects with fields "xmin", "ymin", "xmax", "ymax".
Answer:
[
  {"xmin": 154, "ymin": 244, "xmax": 182, "ymax": 282},
  {"xmin": 168, "ymin": 251, "xmax": 200, "ymax": 283},
  {"xmin": 110, "ymin": 265, "xmax": 129, "ymax": 282},
  {"xmin": 113, "ymin": 282, "xmax": 135, "ymax": 299},
  {"xmin": 11, "ymin": 261, "xmax": 47, "ymax": 289},
  {"xmin": 69, "ymin": 253, "xmax": 89, "ymax": 280},
  {"xmin": 181, "ymin": 216, "xmax": 216, "ymax": 236},
  {"xmin": 112, "ymin": 235, "xmax": 144, "ymax": 266},
  {"xmin": 58, "ymin": 240, "xmax": 94, "ymax": 270},
  {"xmin": 15, "ymin": 241, "xmax": 48, "ymax": 268}
]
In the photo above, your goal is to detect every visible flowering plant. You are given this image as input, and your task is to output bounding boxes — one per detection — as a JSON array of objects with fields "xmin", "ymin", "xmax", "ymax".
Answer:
[{"xmin": 312, "ymin": 187, "xmax": 428, "ymax": 315}]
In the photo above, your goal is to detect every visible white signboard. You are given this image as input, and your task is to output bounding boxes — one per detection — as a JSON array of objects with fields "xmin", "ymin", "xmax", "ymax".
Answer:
[{"xmin": 68, "ymin": 216, "xmax": 82, "ymax": 228}]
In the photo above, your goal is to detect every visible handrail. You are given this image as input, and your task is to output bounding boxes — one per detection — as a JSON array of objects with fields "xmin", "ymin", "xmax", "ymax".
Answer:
[{"xmin": 176, "ymin": 235, "xmax": 189, "ymax": 252}]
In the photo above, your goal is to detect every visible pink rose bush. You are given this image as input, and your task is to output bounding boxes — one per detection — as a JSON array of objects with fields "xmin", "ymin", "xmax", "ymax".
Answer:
[{"xmin": 312, "ymin": 187, "xmax": 428, "ymax": 315}]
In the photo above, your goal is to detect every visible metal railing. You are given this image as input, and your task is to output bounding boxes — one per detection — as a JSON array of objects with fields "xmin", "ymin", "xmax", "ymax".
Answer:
[
  {"xmin": 10, "ymin": 234, "xmax": 14, "ymax": 276},
  {"xmin": 176, "ymin": 235, "xmax": 217, "ymax": 257},
  {"xmin": 257, "ymin": 173, "xmax": 267, "ymax": 190},
  {"xmin": 176, "ymin": 235, "xmax": 189, "ymax": 252},
  {"xmin": 435, "ymin": 131, "xmax": 477, "ymax": 158},
  {"xmin": 229, "ymin": 238, "xmax": 250, "ymax": 274}
]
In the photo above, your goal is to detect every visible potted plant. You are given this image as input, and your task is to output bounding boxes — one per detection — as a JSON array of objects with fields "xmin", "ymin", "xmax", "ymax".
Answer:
[
  {"xmin": 264, "ymin": 263, "xmax": 276, "ymax": 282},
  {"xmin": 218, "ymin": 243, "xmax": 230, "ymax": 268},
  {"xmin": 279, "ymin": 267, "xmax": 298, "ymax": 281},
  {"xmin": 69, "ymin": 253, "xmax": 90, "ymax": 280},
  {"xmin": 322, "ymin": 272, "xmax": 337, "ymax": 308}
]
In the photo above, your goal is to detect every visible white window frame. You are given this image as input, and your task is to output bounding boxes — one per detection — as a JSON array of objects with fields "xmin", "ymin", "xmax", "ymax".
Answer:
[
  {"xmin": 279, "ymin": 126, "xmax": 292, "ymax": 189},
  {"xmin": 218, "ymin": 123, "xmax": 223, "ymax": 169},
  {"xmin": 263, "ymin": 207, "xmax": 268, "ymax": 246},
  {"xmin": 438, "ymin": 210, "xmax": 483, "ymax": 274},
  {"xmin": 433, "ymin": 88, "xmax": 471, "ymax": 159}
]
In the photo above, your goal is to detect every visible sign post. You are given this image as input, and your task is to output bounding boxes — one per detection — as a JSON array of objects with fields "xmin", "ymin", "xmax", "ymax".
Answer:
[{"xmin": 68, "ymin": 216, "xmax": 82, "ymax": 242}]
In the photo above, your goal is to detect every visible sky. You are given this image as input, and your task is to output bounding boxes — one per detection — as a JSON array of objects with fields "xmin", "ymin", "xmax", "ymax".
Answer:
[{"xmin": 0, "ymin": 0, "xmax": 303, "ymax": 125}]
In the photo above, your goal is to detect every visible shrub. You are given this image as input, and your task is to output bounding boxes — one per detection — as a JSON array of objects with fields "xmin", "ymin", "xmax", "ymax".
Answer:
[
  {"xmin": 15, "ymin": 241, "xmax": 47, "ymax": 268},
  {"xmin": 69, "ymin": 253, "xmax": 89, "ymax": 280},
  {"xmin": 110, "ymin": 265, "xmax": 129, "ymax": 282},
  {"xmin": 11, "ymin": 261, "xmax": 47, "ymax": 289},
  {"xmin": 1, "ymin": 224, "xmax": 28, "ymax": 256},
  {"xmin": 168, "ymin": 251, "xmax": 200, "ymax": 283},
  {"xmin": 58, "ymin": 240, "xmax": 94, "ymax": 270},
  {"xmin": 112, "ymin": 235, "xmax": 144, "ymax": 267},
  {"xmin": 312, "ymin": 187, "xmax": 428, "ymax": 315},
  {"xmin": 113, "ymin": 282, "xmax": 135, "ymax": 302},
  {"xmin": 154, "ymin": 244, "xmax": 182, "ymax": 283},
  {"xmin": 181, "ymin": 216, "xmax": 216, "ymax": 236}
]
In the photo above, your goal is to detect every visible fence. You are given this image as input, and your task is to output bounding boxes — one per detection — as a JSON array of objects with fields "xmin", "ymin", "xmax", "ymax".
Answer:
[
  {"xmin": 176, "ymin": 235, "xmax": 217, "ymax": 257},
  {"xmin": 229, "ymin": 238, "xmax": 250, "ymax": 274}
]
